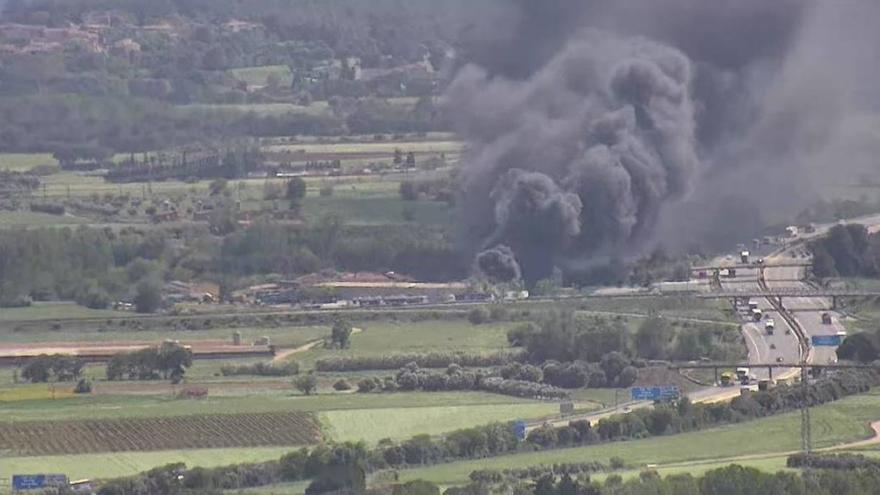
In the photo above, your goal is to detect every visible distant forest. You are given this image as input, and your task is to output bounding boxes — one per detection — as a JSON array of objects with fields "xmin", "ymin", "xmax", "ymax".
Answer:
[{"xmin": 0, "ymin": 0, "xmax": 503, "ymax": 154}]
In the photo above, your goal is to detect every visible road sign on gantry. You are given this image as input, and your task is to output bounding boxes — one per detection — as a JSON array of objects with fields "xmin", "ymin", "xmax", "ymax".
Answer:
[
  {"xmin": 512, "ymin": 420, "xmax": 527, "ymax": 440},
  {"xmin": 12, "ymin": 474, "xmax": 68, "ymax": 491},
  {"xmin": 631, "ymin": 386, "xmax": 680, "ymax": 401},
  {"xmin": 811, "ymin": 335, "xmax": 843, "ymax": 346}
]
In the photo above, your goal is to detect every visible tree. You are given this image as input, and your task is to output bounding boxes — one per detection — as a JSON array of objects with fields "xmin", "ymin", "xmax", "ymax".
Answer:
[
  {"xmin": 393, "ymin": 480, "xmax": 440, "ymax": 495},
  {"xmin": 837, "ymin": 332, "xmax": 880, "ymax": 362},
  {"xmin": 134, "ymin": 279, "xmax": 163, "ymax": 313},
  {"xmin": 295, "ymin": 373, "xmax": 318, "ymax": 395},
  {"xmin": 157, "ymin": 341, "xmax": 193, "ymax": 382},
  {"xmin": 21, "ymin": 357, "xmax": 51, "ymax": 383},
  {"xmin": 399, "ymin": 180, "xmax": 419, "ymax": 201},
  {"xmin": 286, "ymin": 177, "xmax": 307, "ymax": 209},
  {"xmin": 74, "ymin": 378, "xmax": 92, "ymax": 394},
  {"xmin": 405, "ymin": 152, "xmax": 416, "ymax": 168},
  {"xmin": 468, "ymin": 307, "xmax": 490, "ymax": 325},
  {"xmin": 209, "ymin": 178, "xmax": 228, "ymax": 196},
  {"xmin": 635, "ymin": 316, "xmax": 671, "ymax": 360},
  {"xmin": 331, "ymin": 320, "xmax": 354, "ymax": 349},
  {"xmin": 616, "ymin": 365, "xmax": 639, "ymax": 387},
  {"xmin": 600, "ymin": 352, "xmax": 628, "ymax": 382}
]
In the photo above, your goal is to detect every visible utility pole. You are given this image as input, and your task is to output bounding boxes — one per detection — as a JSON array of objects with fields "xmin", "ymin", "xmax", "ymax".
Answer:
[{"xmin": 800, "ymin": 362, "xmax": 812, "ymax": 453}]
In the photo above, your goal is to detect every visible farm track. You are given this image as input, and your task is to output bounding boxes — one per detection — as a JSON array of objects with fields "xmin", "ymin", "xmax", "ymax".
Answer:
[{"xmin": 0, "ymin": 411, "xmax": 321, "ymax": 456}]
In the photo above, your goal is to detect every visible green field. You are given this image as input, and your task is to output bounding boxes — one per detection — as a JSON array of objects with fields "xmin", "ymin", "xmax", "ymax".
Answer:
[
  {"xmin": 0, "ymin": 391, "xmax": 546, "ymax": 422},
  {"xmin": 322, "ymin": 402, "xmax": 561, "ymax": 443},
  {"xmin": 228, "ymin": 65, "xmax": 294, "ymax": 87},
  {"xmin": 0, "ymin": 152, "xmax": 56, "ymax": 171},
  {"xmin": 396, "ymin": 390, "xmax": 880, "ymax": 486},
  {"xmin": 0, "ymin": 320, "xmax": 328, "ymax": 346},
  {"xmin": 30, "ymin": 171, "xmax": 450, "ymax": 226},
  {"xmin": 263, "ymin": 140, "xmax": 463, "ymax": 155},
  {"xmin": 183, "ymin": 102, "xmax": 330, "ymax": 117},
  {"xmin": 0, "ymin": 302, "xmax": 123, "ymax": 322},
  {"xmin": 0, "ymin": 446, "xmax": 293, "ymax": 481},
  {"xmin": 295, "ymin": 319, "xmax": 513, "ymax": 369},
  {"xmin": 0, "ymin": 391, "xmax": 566, "ymax": 481},
  {"xmin": 0, "ymin": 210, "xmax": 87, "ymax": 228},
  {"xmin": 301, "ymin": 196, "xmax": 450, "ymax": 225}
]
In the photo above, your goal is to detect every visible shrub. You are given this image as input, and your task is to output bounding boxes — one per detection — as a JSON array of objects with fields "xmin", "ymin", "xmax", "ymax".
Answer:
[
  {"xmin": 74, "ymin": 378, "xmax": 92, "ymax": 394},
  {"xmin": 294, "ymin": 374, "xmax": 318, "ymax": 395},
  {"xmin": 30, "ymin": 203, "xmax": 65, "ymax": 215},
  {"xmin": 221, "ymin": 362, "xmax": 299, "ymax": 377},
  {"xmin": 315, "ymin": 351, "xmax": 522, "ymax": 372},
  {"xmin": 333, "ymin": 379, "xmax": 352, "ymax": 391},
  {"xmin": 467, "ymin": 307, "xmax": 490, "ymax": 325},
  {"xmin": 357, "ymin": 378, "xmax": 377, "ymax": 393}
]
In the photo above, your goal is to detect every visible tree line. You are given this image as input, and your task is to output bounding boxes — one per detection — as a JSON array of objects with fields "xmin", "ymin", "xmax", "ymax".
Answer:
[
  {"xmin": 810, "ymin": 223, "xmax": 880, "ymax": 278},
  {"xmin": 354, "ymin": 363, "xmax": 569, "ymax": 400},
  {"xmin": 106, "ymin": 341, "xmax": 192, "ymax": 382},
  {"xmin": 0, "ymin": 220, "xmax": 466, "ymax": 309}
]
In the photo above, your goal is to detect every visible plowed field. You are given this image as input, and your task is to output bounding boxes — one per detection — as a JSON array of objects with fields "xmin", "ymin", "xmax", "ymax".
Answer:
[{"xmin": 0, "ymin": 412, "xmax": 321, "ymax": 456}]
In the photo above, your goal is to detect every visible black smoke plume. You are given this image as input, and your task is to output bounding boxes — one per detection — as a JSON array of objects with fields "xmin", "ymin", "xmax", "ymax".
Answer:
[
  {"xmin": 475, "ymin": 244, "xmax": 521, "ymax": 284},
  {"xmin": 450, "ymin": 1, "xmax": 880, "ymax": 285},
  {"xmin": 449, "ymin": 29, "xmax": 698, "ymax": 284}
]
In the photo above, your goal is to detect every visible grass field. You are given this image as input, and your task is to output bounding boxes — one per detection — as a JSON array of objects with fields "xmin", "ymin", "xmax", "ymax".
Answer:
[
  {"xmin": 0, "ymin": 391, "xmax": 547, "ymax": 422},
  {"xmin": 0, "ymin": 320, "xmax": 327, "ymax": 346},
  {"xmin": 263, "ymin": 140, "xmax": 464, "ymax": 155},
  {"xmin": 396, "ymin": 390, "xmax": 880, "ymax": 486},
  {"xmin": 322, "ymin": 402, "xmax": 561, "ymax": 443},
  {"xmin": 0, "ymin": 391, "xmax": 566, "ymax": 481},
  {"xmin": 0, "ymin": 383, "xmax": 74, "ymax": 402},
  {"xmin": 0, "ymin": 446, "xmax": 294, "ymax": 481},
  {"xmin": 228, "ymin": 65, "xmax": 294, "ymax": 87},
  {"xmin": 300, "ymin": 196, "xmax": 450, "ymax": 225},
  {"xmin": 0, "ymin": 152, "xmax": 56, "ymax": 171},
  {"xmin": 0, "ymin": 210, "xmax": 87, "ymax": 228},
  {"xmin": 182, "ymin": 102, "xmax": 330, "ymax": 117},
  {"xmin": 0, "ymin": 302, "xmax": 124, "ymax": 322},
  {"xmin": 31, "ymin": 171, "xmax": 450, "ymax": 226},
  {"xmin": 295, "ymin": 319, "xmax": 513, "ymax": 369}
]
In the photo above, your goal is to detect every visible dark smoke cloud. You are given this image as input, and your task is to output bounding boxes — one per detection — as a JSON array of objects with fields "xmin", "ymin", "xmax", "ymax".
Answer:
[
  {"xmin": 449, "ymin": 29, "xmax": 699, "ymax": 284},
  {"xmin": 451, "ymin": 0, "xmax": 880, "ymax": 282},
  {"xmin": 475, "ymin": 244, "xmax": 521, "ymax": 283}
]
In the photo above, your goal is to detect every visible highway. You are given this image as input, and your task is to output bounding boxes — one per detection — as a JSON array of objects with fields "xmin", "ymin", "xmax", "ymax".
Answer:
[{"xmin": 764, "ymin": 255, "xmax": 843, "ymax": 366}]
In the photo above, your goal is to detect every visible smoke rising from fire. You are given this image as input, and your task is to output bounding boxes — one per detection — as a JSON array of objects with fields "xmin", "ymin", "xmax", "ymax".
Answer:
[{"xmin": 449, "ymin": 0, "xmax": 880, "ymax": 285}]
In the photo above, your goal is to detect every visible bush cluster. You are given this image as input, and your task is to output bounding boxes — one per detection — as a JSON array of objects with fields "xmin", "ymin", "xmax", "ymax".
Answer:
[
  {"xmin": 20, "ymin": 354, "xmax": 85, "ymax": 383},
  {"xmin": 469, "ymin": 461, "xmax": 611, "ymax": 484},
  {"xmin": 357, "ymin": 363, "xmax": 569, "ymax": 400},
  {"xmin": 787, "ymin": 453, "xmax": 880, "ymax": 470},
  {"xmin": 315, "ymin": 350, "xmax": 523, "ymax": 372},
  {"xmin": 220, "ymin": 361, "xmax": 299, "ymax": 377}
]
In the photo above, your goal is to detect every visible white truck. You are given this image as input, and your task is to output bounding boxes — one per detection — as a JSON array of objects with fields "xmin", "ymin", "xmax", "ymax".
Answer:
[{"xmin": 765, "ymin": 318, "xmax": 775, "ymax": 335}]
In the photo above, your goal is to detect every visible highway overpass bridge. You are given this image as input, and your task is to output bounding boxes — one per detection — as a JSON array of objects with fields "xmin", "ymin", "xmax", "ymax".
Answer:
[
  {"xmin": 691, "ymin": 261, "xmax": 812, "ymax": 272},
  {"xmin": 692, "ymin": 288, "xmax": 880, "ymax": 308}
]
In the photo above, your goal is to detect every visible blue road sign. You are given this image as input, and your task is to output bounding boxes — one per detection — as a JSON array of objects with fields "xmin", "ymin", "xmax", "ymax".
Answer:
[
  {"xmin": 12, "ymin": 474, "xmax": 67, "ymax": 491},
  {"xmin": 512, "ymin": 420, "xmax": 527, "ymax": 441},
  {"xmin": 631, "ymin": 386, "xmax": 680, "ymax": 401},
  {"xmin": 811, "ymin": 335, "xmax": 843, "ymax": 346}
]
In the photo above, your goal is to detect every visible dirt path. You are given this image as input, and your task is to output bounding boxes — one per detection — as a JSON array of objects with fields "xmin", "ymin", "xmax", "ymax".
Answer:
[
  {"xmin": 823, "ymin": 420, "xmax": 880, "ymax": 451},
  {"xmin": 271, "ymin": 327, "xmax": 362, "ymax": 363},
  {"xmin": 643, "ymin": 420, "xmax": 880, "ymax": 473}
]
